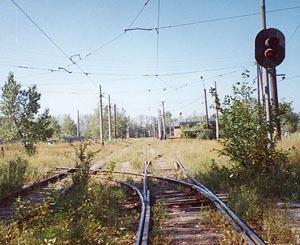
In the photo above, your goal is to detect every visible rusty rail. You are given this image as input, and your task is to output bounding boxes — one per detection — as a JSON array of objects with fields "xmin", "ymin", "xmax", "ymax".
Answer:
[{"xmin": 174, "ymin": 158, "xmax": 265, "ymax": 245}]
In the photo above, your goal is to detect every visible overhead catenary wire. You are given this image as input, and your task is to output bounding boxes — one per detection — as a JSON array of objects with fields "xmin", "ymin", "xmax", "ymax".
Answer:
[
  {"xmin": 10, "ymin": 0, "xmax": 97, "ymax": 87},
  {"xmin": 125, "ymin": 5, "xmax": 300, "ymax": 32},
  {"xmin": 65, "ymin": 0, "xmax": 152, "ymax": 68},
  {"xmin": 0, "ymin": 62, "xmax": 245, "ymax": 77},
  {"xmin": 287, "ymin": 21, "xmax": 300, "ymax": 44}
]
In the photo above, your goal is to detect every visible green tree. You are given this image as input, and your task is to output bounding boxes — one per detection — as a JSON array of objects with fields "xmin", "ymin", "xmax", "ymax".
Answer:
[
  {"xmin": 60, "ymin": 114, "xmax": 77, "ymax": 137},
  {"xmin": 0, "ymin": 73, "xmax": 52, "ymax": 154},
  {"xmin": 279, "ymin": 102, "xmax": 299, "ymax": 133},
  {"xmin": 216, "ymin": 79, "xmax": 287, "ymax": 195},
  {"xmin": 48, "ymin": 116, "xmax": 61, "ymax": 138}
]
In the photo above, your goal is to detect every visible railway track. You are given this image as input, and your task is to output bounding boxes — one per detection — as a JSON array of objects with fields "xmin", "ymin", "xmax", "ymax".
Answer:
[
  {"xmin": 96, "ymin": 153, "xmax": 265, "ymax": 244},
  {"xmin": 0, "ymin": 168, "xmax": 77, "ymax": 221},
  {"xmin": 0, "ymin": 160, "xmax": 107, "ymax": 221},
  {"xmin": 0, "ymin": 150, "xmax": 266, "ymax": 244}
]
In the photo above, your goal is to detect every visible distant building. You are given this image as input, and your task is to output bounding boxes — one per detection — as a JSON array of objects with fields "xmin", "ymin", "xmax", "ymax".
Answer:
[
  {"xmin": 63, "ymin": 136, "xmax": 84, "ymax": 143},
  {"xmin": 47, "ymin": 139, "xmax": 58, "ymax": 145}
]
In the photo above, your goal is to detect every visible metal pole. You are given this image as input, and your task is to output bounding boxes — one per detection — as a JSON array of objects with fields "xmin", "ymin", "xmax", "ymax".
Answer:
[
  {"xmin": 114, "ymin": 104, "xmax": 117, "ymax": 139},
  {"xmin": 77, "ymin": 110, "xmax": 80, "ymax": 137},
  {"xmin": 108, "ymin": 95, "xmax": 112, "ymax": 142},
  {"xmin": 214, "ymin": 81, "xmax": 219, "ymax": 139},
  {"xmin": 259, "ymin": 65, "xmax": 266, "ymax": 112},
  {"xmin": 269, "ymin": 68, "xmax": 281, "ymax": 140},
  {"xmin": 162, "ymin": 101, "xmax": 166, "ymax": 140},
  {"xmin": 99, "ymin": 85, "xmax": 104, "ymax": 145},
  {"xmin": 260, "ymin": 0, "xmax": 273, "ymax": 146},
  {"xmin": 204, "ymin": 88, "xmax": 209, "ymax": 128},
  {"xmin": 153, "ymin": 117, "xmax": 156, "ymax": 138},
  {"xmin": 256, "ymin": 63, "xmax": 261, "ymax": 107},
  {"xmin": 158, "ymin": 109, "xmax": 162, "ymax": 140}
]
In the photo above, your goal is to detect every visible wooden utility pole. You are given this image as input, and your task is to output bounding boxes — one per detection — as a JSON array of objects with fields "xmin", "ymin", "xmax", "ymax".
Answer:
[
  {"xmin": 114, "ymin": 104, "xmax": 117, "ymax": 139},
  {"xmin": 204, "ymin": 88, "xmax": 209, "ymax": 128},
  {"xmin": 161, "ymin": 101, "xmax": 166, "ymax": 140},
  {"xmin": 99, "ymin": 85, "xmax": 104, "ymax": 145},
  {"xmin": 261, "ymin": 0, "xmax": 273, "ymax": 146},
  {"xmin": 214, "ymin": 81, "xmax": 219, "ymax": 139},
  {"xmin": 158, "ymin": 109, "xmax": 162, "ymax": 140},
  {"xmin": 77, "ymin": 110, "xmax": 80, "ymax": 137},
  {"xmin": 108, "ymin": 95, "xmax": 112, "ymax": 142}
]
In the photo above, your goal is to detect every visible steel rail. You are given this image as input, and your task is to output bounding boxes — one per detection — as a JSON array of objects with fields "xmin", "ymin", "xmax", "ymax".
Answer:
[
  {"xmin": 174, "ymin": 158, "xmax": 265, "ymax": 245},
  {"xmin": 0, "ymin": 168, "xmax": 77, "ymax": 204},
  {"xmin": 95, "ymin": 170, "xmax": 265, "ymax": 244},
  {"xmin": 141, "ymin": 160, "xmax": 151, "ymax": 244},
  {"xmin": 93, "ymin": 176, "xmax": 146, "ymax": 245}
]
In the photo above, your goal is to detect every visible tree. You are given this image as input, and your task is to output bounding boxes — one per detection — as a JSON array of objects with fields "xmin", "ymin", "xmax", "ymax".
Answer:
[
  {"xmin": 279, "ymin": 102, "xmax": 299, "ymax": 133},
  {"xmin": 60, "ymin": 114, "xmax": 77, "ymax": 137},
  {"xmin": 215, "ymin": 78, "xmax": 287, "ymax": 194},
  {"xmin": 48, "ymin": 116, "xmax": 61, "ymax": 138},
  {"xmin": 0, "ymin": 73, "xmax": 52, "ymax": 154}
]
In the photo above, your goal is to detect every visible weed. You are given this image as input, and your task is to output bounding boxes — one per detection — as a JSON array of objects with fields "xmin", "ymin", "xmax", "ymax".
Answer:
[
  {"xmin": 0, "ymin": 156, "xmax": 28, "ymax": 196},
  {"xmin": 150, "ymin": 202, "xmax": 170, "ymax": 244}
]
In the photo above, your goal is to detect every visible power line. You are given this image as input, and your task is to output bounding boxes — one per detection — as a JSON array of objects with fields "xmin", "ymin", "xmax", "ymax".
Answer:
[
  {"xmin": 288, "ymin": 22, "xmax": 300, "ymax": 44},
  {"xmin": 10, "ymin": 0, "xmax": 97, "ymax": 87},
  {"xmin": 128, "ymin": 0, "xmax": 151, "ymax": 29},
  {"xmin": 174, "ymin": 70, "xmax": 239, "ymax": 91},
  {"xmin": 125, "ymin": 6, "xmax": 300, "ymax": 32},
  {"xmin": 1, "ymin": 62, "xmax": 244, "ymax": 77},
  {"xmin": 10, "ymin": 0, "xmax": 73, "ymax": 64},
  {"xmin": 66, "ymin": 0, "xmax": 152, "ymax": 67}
]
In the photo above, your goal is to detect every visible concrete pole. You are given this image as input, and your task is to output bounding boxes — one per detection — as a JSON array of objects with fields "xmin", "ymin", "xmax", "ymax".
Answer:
[
  {"xmin": 261, "ymin": 0, "xmax": 273, "ymax": 146},
  {"xmin": 214, "ymin": 81, "xmax": 219, "ymax": 139},
  {"xmin": 256, "ymin": 63, "xmax": 261, "ymax": 107},
  {"xmin": 77, "ymin": 110, "xmax": 80, "ymax": 137},
  {"xmin": 153, "ymin": 117, "xmax": 156, "ymax": 138},
  {"xmin": 162, "ymin": 101, "xmax": 166, "ymax": 140},
  {"xmin": 269, "ymin": 68, "xmax": 281, "ymax": 140},
  {"xmin": 99, "ymin": 85, "xmax": 104, "ymax": 145},
  {"xmin": 114, "ymin": 104, "xmax": 117, "ymax": 139},
  {"xmin": 108, "ymin": 95, "xmax": 112, "ymax": 142},
  {"xmin": 158, "ymin": 109, "xmax": 162, "ymax": 140},
  {"xmin": 204, "ymin": 88, "xmax": 209, "ymax": 128}
]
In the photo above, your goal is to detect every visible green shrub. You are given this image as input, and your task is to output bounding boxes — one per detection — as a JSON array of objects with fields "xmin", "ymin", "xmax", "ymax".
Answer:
[
  {"xmin": 0, "ymin": 156, "xmax": 28, "ymax": 196},
  {"xmin": 180, "ymin": 123, "xmax": 213, "ymax": 139}
]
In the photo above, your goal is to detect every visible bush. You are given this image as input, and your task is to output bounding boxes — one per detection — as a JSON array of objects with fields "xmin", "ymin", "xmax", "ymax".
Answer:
[
  {"xmin": 180, "ymin": 123, "xmax": 213, "ymax": 139},
  {"xmin": 0, "ymin": 156, "xmax": 28, "ymax": 196}
]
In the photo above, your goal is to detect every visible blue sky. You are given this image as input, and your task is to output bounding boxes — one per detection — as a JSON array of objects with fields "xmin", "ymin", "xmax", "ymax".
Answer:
[{"xmin": 0, "ymin": 0, "xmax": 299, "ymax": 121}]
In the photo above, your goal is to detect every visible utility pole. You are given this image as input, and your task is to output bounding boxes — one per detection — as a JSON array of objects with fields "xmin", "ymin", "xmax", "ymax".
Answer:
[
  {"xmin": 204, "ymin": 88, "xmax": 209, "ymax": 128},
  {"xmin": 114, "ymin": 104, "xmax": 117, "ymax": 139},
  {"xmin": 158, "ymin": 109, "xmax": 162, "ymax": 140},
  {"xmin": 99, "ymin": 85, "xmax": 104, "ymax": 145},
  {"xmin": 256, "ymin": 63, "xmax": 261, "ymax": 107},
  {"xmin": 259, "ymin": 65, "xmax": 266, "ymax": 112},
  {"xmin": 214, "ymin": 81, "xmax": 219, "ymax": 139},
  {"xmin": 153, "ymin": 117, "xmax": 156, "ymax": 138},
  {"xmin": 161, "ymin": 101, "xmax": 166, "ymax": 140},
  {"xmin": 108, "ymin": 95, "xmax": 112, "ymax": 142},
  {"xmin": 77, "ymin": 110, "xmax": 80, "ymax": 137},
  {"xmin": 260, "ymin": 0, "xmax": 273, "ymax": 146},
  {"xmin": 270, "ymin": 68, "xmax": 281, "ymax": 140}
]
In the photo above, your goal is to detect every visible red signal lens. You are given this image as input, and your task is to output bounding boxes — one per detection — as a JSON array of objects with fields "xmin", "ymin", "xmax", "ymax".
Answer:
[{"xmin": 265, "ymin": 49, "xmax": 277, "ymax": 59}]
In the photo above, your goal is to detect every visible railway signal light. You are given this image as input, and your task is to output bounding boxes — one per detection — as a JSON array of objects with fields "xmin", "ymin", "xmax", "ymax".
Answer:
[{"xmin": 255, "ymin": 28, "xmax": 285, "ymax": 68}]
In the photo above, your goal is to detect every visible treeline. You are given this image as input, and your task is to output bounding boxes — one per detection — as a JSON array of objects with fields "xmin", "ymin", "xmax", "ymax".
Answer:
[{"xmin": 0, "ymin": 73, "xmax": 177, "ymax": 154}]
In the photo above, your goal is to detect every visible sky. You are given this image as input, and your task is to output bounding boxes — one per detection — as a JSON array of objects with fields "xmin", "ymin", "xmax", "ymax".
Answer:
[{"xmin": 0, "ymin": 0, "xmax": 299, "ymax": 121}]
